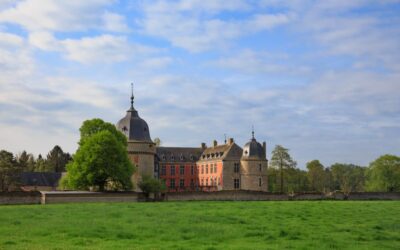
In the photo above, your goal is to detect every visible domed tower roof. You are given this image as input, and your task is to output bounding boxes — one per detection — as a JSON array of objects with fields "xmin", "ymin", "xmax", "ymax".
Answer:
[
  {"xmin": 242, "ymin": 128, "xmax": 265, "ymax": 159},
  {"xmin": 117, "ymin": 84, "xmax": 152, "ymax": 142}
]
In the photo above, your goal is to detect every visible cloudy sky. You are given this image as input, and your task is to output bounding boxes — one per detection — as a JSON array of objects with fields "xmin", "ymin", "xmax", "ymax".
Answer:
[{"xmin": 0, "ymin": 0, "xmax": 399, "ymax": 168}]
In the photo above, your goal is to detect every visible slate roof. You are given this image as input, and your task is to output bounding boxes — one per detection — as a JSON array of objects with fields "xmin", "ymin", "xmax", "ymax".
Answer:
[
  {"xmin": 242, "ymin": 138, "xmax": 265, "ymax": 159},
  {"xmin": 156, "ymin": 147, "xmax": 203, "ymax": 163},
  {"xmin": 199, "ymin": 143, "xmax": 243, "ymax": 161},
  {"xmin": 116, "ymin": 90, "xmax": 152, "ymax": 142},
  {"xmin": 20, "ymin": 172, "xmax": 62, "ymax": 187}
]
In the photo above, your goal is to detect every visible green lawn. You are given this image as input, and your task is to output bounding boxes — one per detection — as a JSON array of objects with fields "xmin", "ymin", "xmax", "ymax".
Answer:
[{"xmin": 0, "ymin": 201, "xmax": 399, "ymax": 249}]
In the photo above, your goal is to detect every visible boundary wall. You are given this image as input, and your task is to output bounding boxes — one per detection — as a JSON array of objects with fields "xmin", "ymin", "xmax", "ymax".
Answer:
[
  {"xmin": 0, "ymin": 191, "xmax": 41, "ymax": 205},
  {"xmin": 0, "ymin": 191, "xmax": 399, "ymax": 205}
]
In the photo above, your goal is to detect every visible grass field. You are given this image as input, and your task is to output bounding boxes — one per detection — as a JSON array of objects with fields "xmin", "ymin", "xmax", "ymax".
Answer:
[{"xmin": 0, "ymin": 201, "xmax": 399, "ymax": 249}]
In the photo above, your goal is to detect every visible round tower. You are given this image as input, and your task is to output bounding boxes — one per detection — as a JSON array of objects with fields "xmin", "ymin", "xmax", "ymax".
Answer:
[
  {"xmin": 240, "ymin": 128, "xmax": 268, "ymax": 191},
  {"xmin": 117, "ymin": 84, "xmax": 156, "ymax": 191}
]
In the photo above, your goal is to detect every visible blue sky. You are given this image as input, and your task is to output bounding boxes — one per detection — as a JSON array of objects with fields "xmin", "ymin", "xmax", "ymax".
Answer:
[{"xmin": 0, "ymin": 0, "xmax": 399, "ymax": 168}]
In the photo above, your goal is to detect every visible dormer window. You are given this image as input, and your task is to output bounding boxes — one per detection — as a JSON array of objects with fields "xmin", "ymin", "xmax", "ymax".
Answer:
[
  {"xmin": 162, "ymin": 154, "xmax": 166, "ymax": 160},
  {"xmin": 190, "ymin": 155, "xmax": 194, "ymax": 160},
  {"xmin": 171, "ymin": 155, "xmax": 175, "ymax": 161},
  {"xmin": 180, "ymin": 154, "xmax": 184, "ymax": 160}
]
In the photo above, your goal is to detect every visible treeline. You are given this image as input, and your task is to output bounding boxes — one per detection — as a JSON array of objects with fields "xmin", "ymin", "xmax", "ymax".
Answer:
[
  {"xmin": 268, "ymin": 145, "xmax": 400, "ymax": 193},
  {"xmin": 0, "ymin": 146, "xmax": 71, "ymax": 191}
]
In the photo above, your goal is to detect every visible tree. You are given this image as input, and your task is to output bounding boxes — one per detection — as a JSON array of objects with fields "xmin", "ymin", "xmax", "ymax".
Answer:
[
  {"xmin": 66, "ymin": 127, "xmax": 134, "ymax": 191},
  {"xmin": 366, "ymin": 154, "xmax": 400, "ymax": 192},
  {"xmin": 0, "ymin": 150, "xmax": 21, "ymax": 191},
  {"xmin": 26, "ymin": 154, "xmax": 36, "ymax": 172},
  {"xmin": 153, "ymin": 137, "xmax": 162, "ymax": 147},
  {"xmin": 270, "ymin": 145, "xmax": 297, "ymax": 193},
  {"xmin": 138, "ymin": 175, "xmax": 166, "ymax": 196},
  {"xmin": 45, "ymin": 145, "xmax": 71, "ymax": 172},
  {"xmin": 306, "ymin": 160, "xmax": 326, "ymax": 192},
  {"xmin": 330, "ymin": 163, "xmax": 366, "ymax": 195},
  {"xmin": 79, "ymin": 118, "xmax": 127, "ymax": 147},
  {"xmin": 16, "ymin": 151, "xmax": 29, "ymax": 171},
  {"xmin": 34, "ymin": 154, "xmax": 46, "ymax": 172}
]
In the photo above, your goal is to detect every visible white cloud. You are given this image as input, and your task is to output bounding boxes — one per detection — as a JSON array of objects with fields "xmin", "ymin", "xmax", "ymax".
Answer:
[
  {"xmin": 0, "ymin": 0, "xmax": 114, "ymax": 32},
  {"xmin": 140, "ymin": 1, "xmax": 291, "ymax": 52},
  {"xmin": 102, "ymin": 11, "xmax": 130, "ymax": 32},
  {"xmin": 61, "ymin": 35, "xmax": 131, "ymax": 64}
]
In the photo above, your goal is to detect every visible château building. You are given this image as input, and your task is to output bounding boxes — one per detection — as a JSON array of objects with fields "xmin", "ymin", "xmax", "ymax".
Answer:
[{"xmin": 117, "ymin": 88, "xmax": 268, "ymax": 192}]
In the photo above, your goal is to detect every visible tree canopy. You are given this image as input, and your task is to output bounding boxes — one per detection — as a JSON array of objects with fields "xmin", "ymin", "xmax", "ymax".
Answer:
[
  {"xmin": 79, "ymin": 118, "xmax": 127, "ymax": 147},
  {"xmin": 366, "ymin": 154, "xmax": 400, "ymax": 192},
  {"xmin": 0, "ymin": 150, "xmax": 21, "ymax": 191},
  {"xmin": 270, "ymin": 145, "xmax": 297, "ymax": 192},
  {"xmin": 65, "ymin": 119, "xmax": 134, "ymax": 191}
]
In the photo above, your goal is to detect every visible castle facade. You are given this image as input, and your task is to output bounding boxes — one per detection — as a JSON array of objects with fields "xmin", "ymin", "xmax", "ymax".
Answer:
[{"xmin": 117, "ymin": 90, "xmax": 268, "ymax": 192}]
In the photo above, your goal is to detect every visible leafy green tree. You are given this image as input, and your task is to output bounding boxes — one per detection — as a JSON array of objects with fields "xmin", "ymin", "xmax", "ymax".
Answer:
[
  {"xmin": 138, "ymin": 175, "xmax": 166, "ymax": 196},
  {"xmin": 79, "ymin": 118, "xmax": 126, "ymax": 146},
  {"xmin": 27, "ymin": 154, "xmax": 36, "ymax": 172},
  {"xmin": 16, "ymin": 151, "xmax": 29, "ymax": 171},
  {"xmin": 306, "ymin": 160, "xmax": 326, "ymax": 192},
  {"xmin": 0, "ymin": 150, "xmax": 21, "ymax": 191},
  {"xmin": 34, "ymin": 154, "xmax": 46, "ymax": 172},
  {"xmin": 366, "ymin": 154, "xmax": 400, "ymax": 192},
  {"xmin": 153, "ymin": 137, "xmax": 162, "ymax": 147},
  {"xmin": 45, "ymin": 145, "xmax": 71, "ymax": 172},
  {"xmin": 270, "ymin": 145, "xmax": 297, "ymax": 193},
  {"xmin": 66, "ymin": 129, "xmax": 134, "ymax": 191},
  {"xmin": 330, "ymin": 163, "xmax": 366, "ymax": 194}
]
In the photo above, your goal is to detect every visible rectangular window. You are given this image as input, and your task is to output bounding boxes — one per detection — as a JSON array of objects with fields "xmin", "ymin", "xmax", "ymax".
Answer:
[
  {"xmin": 180, "ymin": 165, "xmax": 185, "ymax": 175},
  {"xmin": 170, "ymin": 179, "xmax": 175, "ymax": 188},
  {"xmin": 190, "ymin": 179, "xmax": 194, "ymax": 188},
  {"xmin": 214, "ymin": 165, "xmax": 217, "ymax": 173},
  {"xmin": 259, "ymin": 178, "xmax": 262, "ymax": 187},
  {"xmin": 201, "ymin": 178, "xmax": 204, "ymax": 186},
  {"xmin": 161, "ymin": 166, "xmax": 166, "ymax": 176},
  {"xmin": 234, "ymin": 178, "xmax": 240, "ymax": 189},
  {"xmin": 201, "ymin": 165, "xmax": 204, "ymax": 174},
  {"xmin": 234, "ymin": 163, "xmax": 240, "ymax": 173},
  {"xmin": 180, "ymin": 179, "xmax": 184, "ymax": 188},
  {"xmin": 191, "ymin": 165, "xmax": 195, "ymax": 175},
  {"xmin": 259, "ymin": 164, "xmax": 262, "ymax": 172},
  {"xmin": 206, "ymin": 164, "xmax": 208, "ymax": 174},
  {"xmin": 218, "ymin": 177, "xmax": 220, "ymax": 186},
  {"xmin": 206, "ymin": 179, "xmax": 208, "ymax": 186},
  {"xmin": 170, "ymin": 166, "xmax": 175, "ymax": 176}
]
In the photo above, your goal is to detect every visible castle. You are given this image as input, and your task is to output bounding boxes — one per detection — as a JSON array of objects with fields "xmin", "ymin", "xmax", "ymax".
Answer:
[{"xmin": 117, "ymin": 88, "xmax": 268, "ymax": 192}]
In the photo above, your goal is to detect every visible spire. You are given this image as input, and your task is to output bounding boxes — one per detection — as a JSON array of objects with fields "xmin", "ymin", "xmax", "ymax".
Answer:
[
  {"xmin": 130, "ymin": 82, "xmax": 134, "ymax": 109},
  {"xmin": 224, "ymin": 133, "xmax": 227, "ymax": 144},
  {"xmin": 252, "ymin": 125, "xmax": 255, "ymax": 139}
]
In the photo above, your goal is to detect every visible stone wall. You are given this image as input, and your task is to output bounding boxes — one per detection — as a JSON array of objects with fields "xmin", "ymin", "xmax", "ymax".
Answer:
[
  {"xmin": 165, "ymin": 191, "xmax": 400, "ymax": 201},
  {"xmin": 0, "ymin": 191, "xmax": 41, "ymax": 205},
  {"xmin": 1, "ymin": 191, "xmax": 400, "ymax": 205},
  {"xmin": 41, "ymin": 191, "xmax": 139, "ymax": 204}
]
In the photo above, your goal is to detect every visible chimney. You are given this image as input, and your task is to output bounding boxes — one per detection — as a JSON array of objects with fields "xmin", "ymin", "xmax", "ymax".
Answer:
[
  {"xmin": 201, "ymin": 143, "xmax": 207, "ymax": 149},
  {"xmin": 213, "ymin": 140, "xmax": 218, "ymax": 147},
  {"xmin": 263, "ymin": 141, "xmax": 267, "ymax": 158},
  {"xmin": 228, "ymin": 138, "xmax": 234, "ymax": 145}
]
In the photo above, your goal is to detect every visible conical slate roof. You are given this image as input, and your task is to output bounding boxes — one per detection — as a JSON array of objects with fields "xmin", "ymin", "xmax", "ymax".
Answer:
[
  {"xmin": 117, "ymin": 85, "xmax": 152, "ymax": 142},
  {"xmin": 242, "ymin": 129, "xmax": 265, "ymax": 159}
]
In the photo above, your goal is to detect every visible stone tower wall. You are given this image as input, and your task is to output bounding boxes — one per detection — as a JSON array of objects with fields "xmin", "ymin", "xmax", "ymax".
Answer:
[
  {"xmin": 240, "ymin": 159, "xmax": 268, "ymax": 192},
  {"xmin": 127, "ymin": 141, "xmax": 156, "ymax": 191}
]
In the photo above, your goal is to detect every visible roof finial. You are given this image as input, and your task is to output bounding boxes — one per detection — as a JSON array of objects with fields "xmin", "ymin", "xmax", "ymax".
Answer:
[
  {"xmin": 130, "ymin": 82, "xmax": 134, "ymax": 109},
  {"xmin": 252, "ymin": 125, "xmax": 255, "ymax": 139},
  {"xmin": 224, "ymin": 133, "xmax": 227, "ymax": 144}
]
